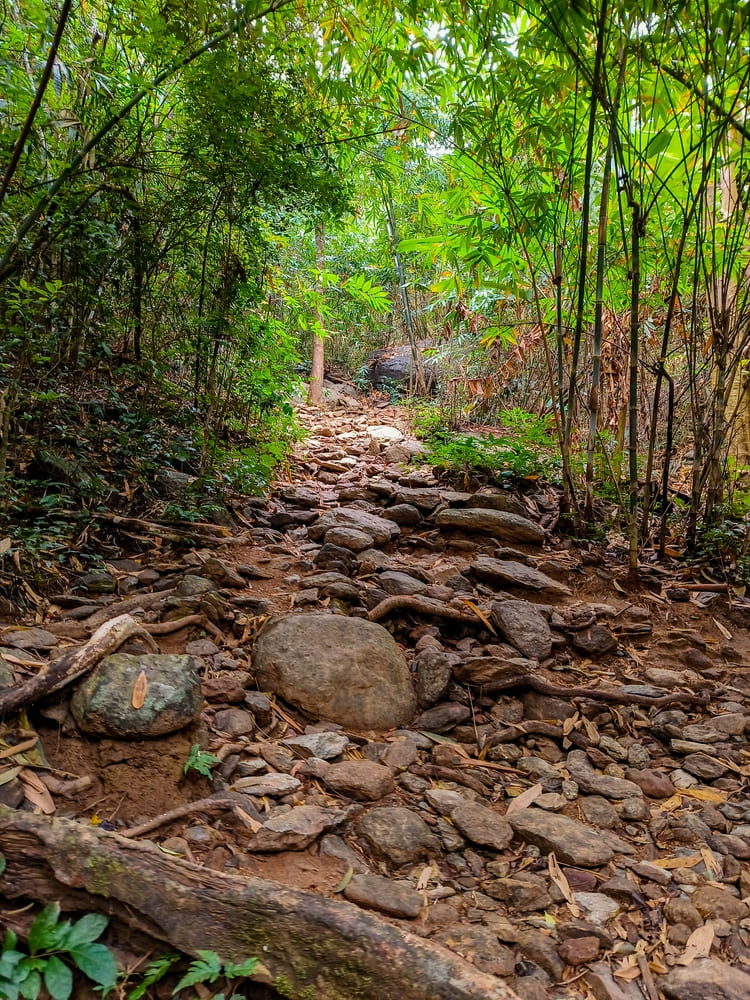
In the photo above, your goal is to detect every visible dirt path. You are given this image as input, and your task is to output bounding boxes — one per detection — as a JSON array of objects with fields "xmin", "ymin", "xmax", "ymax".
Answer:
[{"xmin": 1, "ymin": 386, "xmax": 750, "ymax": 999}]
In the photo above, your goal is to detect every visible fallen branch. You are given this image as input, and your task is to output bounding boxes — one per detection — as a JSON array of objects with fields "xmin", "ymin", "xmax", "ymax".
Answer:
[
  {"xmin": 368, "ymin": 595, "xmax": 480, "ymax": 625},
  {"xmin": 120, "ymin": 795, "xmax": 255, "ymax": 839},
  {"xmin": 0, "ymin": 615, "xmax": 157, "ymax": 716},
  {"xmin": 0, "ymin": 807, "xmax": 519, "ymax": 1000},
  {"xmin": 408, "ymin": 763, "xmax": 494, "ymax": 796},
  {"xmin": 85, "ymin": 589, "xmax": 176, "ymax": 631}
]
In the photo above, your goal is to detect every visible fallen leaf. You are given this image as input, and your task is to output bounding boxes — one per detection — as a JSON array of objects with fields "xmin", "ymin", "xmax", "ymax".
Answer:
[
  {"xmin": 506, "ymin": 782, "xmax": 543, "ymax": 815},
  {"xmin": 700, "ymin": 847, "xmax": 723, "ymax": 879},
  {"xmin": 712, "ymin": 617, "xmax": 732, "ymax": 640},
  {"xmin": 613, "ymin": 956, "xmax": 641, "ymax": 982},
  {"xmin": 416, "ymin": 865, "xmax": 435, "ymax": 891},
  {"xmin": 548, "ymin": 852, "xmax": 581, "ymax": 917},
  {"xmin": 19, "ymin": 768, "xmax": 55, "ymax": 814},
  {"xmin": 652, "ymin": 854, "xmax": 703, "ymax": 869},
  {"xmin": 676, "ymin": 923, "xmax": 714, "ymax": 966},
  {"xmin": 458, "ymin": 598, "xmax": 497, "ymax": 634},
  {"xmin": 334, "ymin": 866, "xmax": 354, "ymax": 893},
  {"xmin": 0, "ymin": 766, "xmax": 22, "ymax": 786},
  {"xmin": 681, "ymin": 786, "xmax": 727, "ymax": 804},
  {"xmin": 131, "ymin": 669, "xmax": 148, "ymax": 709},
  {"xmin": 0, "ymin": 538, "xmax": 10, "ymax": 556}
]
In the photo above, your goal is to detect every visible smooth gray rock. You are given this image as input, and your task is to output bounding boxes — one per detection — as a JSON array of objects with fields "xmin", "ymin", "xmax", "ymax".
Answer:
[
  {"xmin": 254, "ymin": 614, "xmax": 416, "ymax": 731},
  {"xmin": 3, "ymin": 627, "xmax": 58, "ymax": 650},
  {"xmin": 451, "ymin": 802, "xmax": 513, "ymax": 850},
  {"xmin": 71, "ymin": 653, "xmax": 202, "ymax": 738},
  {"xmin": 246, "ymin": 805, "xmax": 345, "ymax": 852},
  {"xmin": 232, "ymin": 773, "xmax": 301, "ymax": 796},
  {"xmin": 414, "ymin": 647, "xmax": 455, "ymax": 706},
  {"xmin": 379, "ymin": 571, "xmax": 428, "ymax": 596},
  {"xmin": 309, "ymin": 508, "xmax": 399, "ymax": 546},
  {"xmin": 357, "ymin": 806, "xmax": 440, "ymax": 865},
  {"xmin": 434, "ymin": 508, "xmax": 545, "ymax": 544},
  {"xmin": 321, "ymin": 760, "xmax": 395, "ymax": 801},
  {"xmin": 567, "ymin": 750, "xmax": 644, "ymax": 801},
  {"xmin": 344, "ymin": 874, "xmax": 422, "ymax": 918},
  {"xmin": 282, "ymin": 732, "xmax": 349, "ymax": 760},
  {"xmin": 491, "ymin": 600, "xmax": 553, "ymax": 660},
  {"xmin": 660, "ymin": 959, "xmax": 750, "ymax": 1000},
  {"xmin": 571, "ymin": 625, "xmax": 618, "ymax": 658},
  {"xmin": 474, "ymin": 557, "xmax": 571, "ymax": 596},
  {"xmin": 323, "ymin": 526, "xmax": 375, "ymax": 552},
  {"xmin": 507, "ymin": 807, "xmax": 622, "ymax": 867}
]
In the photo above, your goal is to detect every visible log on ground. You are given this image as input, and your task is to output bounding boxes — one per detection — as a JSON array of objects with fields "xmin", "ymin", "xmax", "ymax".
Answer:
[{"xmin": 0, "ymin": 807, "xmax": 519, "ymax": 1000}]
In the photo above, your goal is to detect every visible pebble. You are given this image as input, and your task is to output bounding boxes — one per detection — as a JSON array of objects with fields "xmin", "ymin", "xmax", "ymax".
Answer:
[{"xmin": 343, "ymin": 874, "xmax": 422, "ymax": 918}]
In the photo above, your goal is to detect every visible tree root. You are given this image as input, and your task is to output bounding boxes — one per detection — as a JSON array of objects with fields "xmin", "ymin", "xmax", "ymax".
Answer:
[
  {"xmin": 367, "ymin": 595, "xmax": 480, "ymax": 625},
  {"xmin": 0, "ymin": 807, "xmax": 519, "ymax": 1000},
  {"xmin": 481, "ymin": 672, "xmax": 711, "ymax": 708},
  {"xmin": 0, "ymin": 615, "xmax": 157, "ymax": 716}
]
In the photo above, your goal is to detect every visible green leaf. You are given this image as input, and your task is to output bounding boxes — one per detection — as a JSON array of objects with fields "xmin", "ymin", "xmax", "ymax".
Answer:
[
  {"xmin": 69, "ymin": 943, "xmax": 118, "ymax": 988},
  {"xmin": 28, "ymin": 903, "xmax": 61, "ymax": 954},
  {"xmin": 173, "ymin": 950, "xmax": 223, "ymax": 991},
  {"xmin": 43, "ymin": 956, "xmax": 73, "ymax": 1000},
  {"xmin": 18, "ymin": 967, "xmax": 41, "ymax": 1000},
  {"xmin": 223, "ymin": 957, "xmax": 258, "ymax": 978},
  {"xmin": 0, "ymin": 852, "xmax": 6, "ymax": 874},
  {"xmin": 0, "ymin": 975, "xmax": 19, "ymax": 1000},
  {"xmin": 63, "ymin": 913, "xmax": 108, "ymax": 948}
]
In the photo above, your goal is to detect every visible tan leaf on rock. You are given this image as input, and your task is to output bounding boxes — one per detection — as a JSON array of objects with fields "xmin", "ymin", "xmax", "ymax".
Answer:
[{"xmin": 131, "ymin": 669, "xmax": 148, "ymax": 709}]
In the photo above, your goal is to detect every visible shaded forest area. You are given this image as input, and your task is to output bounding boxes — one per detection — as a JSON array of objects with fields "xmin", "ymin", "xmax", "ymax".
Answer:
[{"xmin": 1, "ymin": 0, "xmax": 749, "ymax": 600}]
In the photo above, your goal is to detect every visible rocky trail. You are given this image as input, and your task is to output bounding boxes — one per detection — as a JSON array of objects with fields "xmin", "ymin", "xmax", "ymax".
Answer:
[{"xmin": 2, "ymin": 385, "xmax": 750, "ymax": 1000}]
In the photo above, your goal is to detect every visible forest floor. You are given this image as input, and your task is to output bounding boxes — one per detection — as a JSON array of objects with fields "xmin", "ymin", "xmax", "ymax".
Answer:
[{"xmin": 1, "ymin": 382, "xmax": 750, "ymax": 1000}]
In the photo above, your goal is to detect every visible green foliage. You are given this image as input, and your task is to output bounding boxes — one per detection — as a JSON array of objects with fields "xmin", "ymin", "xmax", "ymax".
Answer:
[
  {"xmin": 125, "ymin": 953, "xmax": 180, "ymax": 1000},
  {"xmin": 415, "ymin": 406, "xmax": 559, "ymax": 485},
  {"xmin": 694, "ymin": 491, "xmax": 750, "ymax": 585},
  {"xmin": 0, "ymin": 904, "xmax": 117, "ymax": 1000},
  {"xmin": 172, "ymin": 950, "xmax": 258, "ymax": 996},
  {"xmin": 183, "ymin": 745, "xmax": 220, "ymax": 778}
]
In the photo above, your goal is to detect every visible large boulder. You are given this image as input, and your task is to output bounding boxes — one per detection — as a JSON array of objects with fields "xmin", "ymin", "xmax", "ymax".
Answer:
[
  {"xmin": 363, "ymin": 344, "xmax": 439, "ymax": 390},
  {"xmin": 253, "ymin": 614, "xmax": 416, "ymax": 731}
]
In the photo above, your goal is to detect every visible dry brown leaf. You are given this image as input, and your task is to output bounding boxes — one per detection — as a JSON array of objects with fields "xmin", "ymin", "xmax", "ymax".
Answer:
[
  {"xmin": 613, "ymin": 956, "xmax": 641, "ymax": 982},
  {"xmin": 582, "ymin": 716, "xmax": 599, "ymax": 743},
  {"xmin": 506, "ymin": 782, "xmax": 543, "ymax": 815},
  {"xmin": 676, "ymin": 923, "xmax": 714, "ymax": 966},
  {"xmin": 0, "ymin": 765, "xmax": 22, "ymax": 786},
  {"xmin": 0, "ymin": 735, "xmax": 38, "ymax": 760},
  {"xmin": 700, "ymin": 847, "xmax": 723, "ymax": 880},
  {"xmin": 232, "ymin": 806, "xmax": 262, "ymax": 833},
  {"xmin": 416, "ymin": 865, "xmax": 435, "ymax": 891},
  {"xmin": 0, "ymin": 538, "xmax": 10, "ymax": 556},
  {"xmin": 131, "ymin": 669, "xmax": 148, "ymax": 709},
  {"xmin": 681, "ymin": 786, "xmax": 727, "ymax": 804},
  {"xmin": 652, "ymin": 854, "xmax": 703, "ymax": 870},
  {"xmin": 563, "ymin": 712, "xmax": 580, "ymax": 737},
  {"xmin": 548, "ymin": 852, "xmax": 581, "ymax": 917},
  {"xmin": 660, "ymin": 794, "xmax": 684, "ymax": 812},
  {"xmin": 19, "ymin": 768, "xmax": 55, "ymax": 814},
  {"xmin": 459, "ymin": 599, "xmax": 497, "ymax": 635},
  {"xmin": 712, "ymin": 617, "xmax": 732, "ymax": 640}
]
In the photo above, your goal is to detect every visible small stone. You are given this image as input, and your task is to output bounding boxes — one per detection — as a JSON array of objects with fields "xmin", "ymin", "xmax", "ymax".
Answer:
[
  {"xmin": 450, "ymin": 801, "xmax": 513, "ymax": 851},
  {"xmin": 321, "ymin": 760, "xmax": 394, "ymax": 801},
  {"xmin": 246, "ymin": 805, "xmax": 345, "ymax": 852},
  {"xmin": 485, "ymin": 872, "xmax": 552, "ymax": 912},
  {"xmin": 490, "ymin": 600, "xmax": 553, "ymax": 660},
  {"xmin": 282, "ymin": 732, "xmax": 349, "ymax": 760},
  {"xmin": 344, "ymin": 874, "xmax": 422, "ymax": 919},
  {"xmin": 432, "ymin": 926, "xmax": 516, "ymax": 977},
  {"xmin": 412, "ymin": 702, "xmax": 471, "ymax": 732},
  {"xmin": 558, "ymin": 936, "xmax": 600, "ymax": 966},
  {"xmin": 570, "ymin": 624, "xmax": 618, "ymax": 658},
  {"xmin": 664, "ymin": 897, "xmax": 703, "ymax": 930},
  {"xmin": 413, "ymin": 647, "xmax": 455, "ymax": 707},
  {"xmin": 691, "ymin": 884, "xmax": 749, "ymax": 922},
  {"xmin": 682, "ymin": 754, "xmax": 728, "ymax": 780},
  {"xmin": 659, "ymin": 959, "xmax": 750, "ymax": 1000},
  {"xmin": 574, "ymin": 892, "xmax": 621, "ymax": 926},
  {"xmin": 356, "ymin": 806, "xmax": 440, "ymax": 866},
  {"xmin": 213, "ymin": 708, "xmax": 255, "ymax": 737},
  {"xmin": 618, "ymin": 797, "xmax": 649, "ymax": 821},
  {"xmin": 624, "ymin": 768, "xmax": 675, "ymax": 798},
  {"xmin": 580, "ymin": 796, "xmax": 619, "ymax": 829},
  {"xmin": 324, "ymin": 526, "xmax": 375, "ymax": 552},
  {"xmin": 232, "ymin": 773, "xmax": 301, "ymax": 797},
  {"xmin": 473, "ymin": 557, "xmax": 571, "ymax": 596},
  {"xmin": 3, "ymin": 627, "xmax": 58, "ymax": 650},
  {"xmin": 507, "ymin": 808, "xmax": 620, "ymax": 867}
]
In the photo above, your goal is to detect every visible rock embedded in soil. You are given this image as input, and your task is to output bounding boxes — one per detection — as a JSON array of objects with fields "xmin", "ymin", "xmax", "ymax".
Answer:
[
  {"xmin": 356, "ymin": 806, "xmax": 440, "ymax": 865},
  {"xmin": 282, "ymin": 732, "xmax": 349, "ymax": 760},
  {"xmin": 434, "ymin": 507, "xmax": 546, "ymax": 544},
  {"xmin": 431, "ymin": 926, "xmax": 516, "ymax": 978},
  {"xmin": 450, "ymin": 802, "xmax": 513, "ymax": 851},
  {"xmin": 570, "ymin": 624, "xmax": 618, "ymax": 658},
  {"xmin": 567, "ymin": 750, "xmax": 644, "ymax": 800},
  {"xmin": 71, "ymin": 653, "xmax": 202, "ymax": 738},
  {"xmin": 414, "ymin": 647, "xmax": 455, "ymax": 707},
  {"xmin": 321, "ymin": 760, "xmax": 395, "ymax": 801},
  {"xmin": 490, "ymin": 600, "xmax": 553, "ymax": 660},
  {"xmin": 343, "ymin": 874, "xmax": 423, "ymax": 918},
  {"xmin": 246, "ymin": 804, "xmax": 346, "ymax": 852},
  {"xmin": 3, "ymin": 627, "xmax": 58, "ymax": 650},
  {"xmin": 323, "ymin": 526, "xmax": 375, "ymax": 552},
  {"xmin": 507, "ymin": 807, "xmax": 620, "ymax": 867},
  {"xmin": 659, "ymin": 959, "xmax": 750, "ymax": 1000},
  {"xmin": 308, "ymin": 507, "xmax": 399, "ymax": 547},
  {"xmin": 253, "ymin": 613, "xmax": 416, "ymax": 731},
  {"xmin": 474, "ymin": 557, "xmax": 571, "ymax": 596}
]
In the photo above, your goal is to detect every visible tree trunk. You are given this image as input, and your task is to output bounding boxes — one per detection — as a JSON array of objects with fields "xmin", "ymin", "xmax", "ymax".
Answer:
[{"xmin": 0, "ymin": 808, "xmax": 519, "ymax": 1000}]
